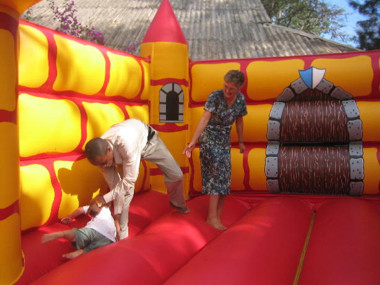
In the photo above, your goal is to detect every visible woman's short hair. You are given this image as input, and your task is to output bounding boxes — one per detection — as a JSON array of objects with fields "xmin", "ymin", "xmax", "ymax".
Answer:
[
  {"xmin": 224, "ymin": 70, "xmax": 245, "ymax": 87},
  {"xmin": 85, "ymin": 138, "xmax": 108, "ymax": 161}
]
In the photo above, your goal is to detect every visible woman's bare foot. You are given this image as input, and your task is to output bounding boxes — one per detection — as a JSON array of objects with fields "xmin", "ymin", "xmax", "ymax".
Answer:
[
  {"xmin": 63, "ymin": 249, "xmax": 84, "ymax": 259},
  {"xmin": 206, "ymin": 218, "xmax": 227, "ymax": 231}
]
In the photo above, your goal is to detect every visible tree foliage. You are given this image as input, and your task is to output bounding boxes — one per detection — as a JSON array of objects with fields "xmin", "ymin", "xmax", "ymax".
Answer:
[
  {"xmin": 262, "ymin": 0, "xmax": 350, "ymax": 43},
  {"xmin": 349, "ymin": 0, "xmax": 380, "ymax": 50}
]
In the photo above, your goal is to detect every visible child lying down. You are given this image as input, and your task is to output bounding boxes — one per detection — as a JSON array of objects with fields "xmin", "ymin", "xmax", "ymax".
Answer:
[{"xmin": 41, "ymin": 200, "xmax": 117, "ymax": 259}]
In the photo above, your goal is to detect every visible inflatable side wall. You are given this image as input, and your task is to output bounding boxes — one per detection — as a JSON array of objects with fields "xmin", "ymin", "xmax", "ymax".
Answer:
[
  {"xmin": 0, "ymin": 4, "xmax": 24, "ymax": 285},
  {"xmin": 17, "ymin": 19, "xmax": 154, "ymax": 227}
]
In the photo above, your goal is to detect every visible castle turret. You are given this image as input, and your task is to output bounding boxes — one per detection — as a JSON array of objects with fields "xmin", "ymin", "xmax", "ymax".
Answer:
[{"xmin": 140, "ymin": 0, "xmax": 190, "ymax": 195}]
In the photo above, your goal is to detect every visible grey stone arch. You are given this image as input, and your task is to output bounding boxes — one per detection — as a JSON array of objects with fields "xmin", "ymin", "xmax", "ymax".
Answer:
[
  {"xmin": 159, "ymin": 83, "xmax": 184, "ymax": 122},
  {"xmin": 265, "ymin": 67, "xmax": 364, "ymax": 195}
]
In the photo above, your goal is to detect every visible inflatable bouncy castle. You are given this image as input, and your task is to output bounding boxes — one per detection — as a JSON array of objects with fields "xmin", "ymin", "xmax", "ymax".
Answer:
[{"xmin": 1, "ymin": 0, "xmax": 380, "ymax": 284}]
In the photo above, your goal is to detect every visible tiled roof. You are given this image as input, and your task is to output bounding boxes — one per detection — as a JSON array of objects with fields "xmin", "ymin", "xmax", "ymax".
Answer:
[{"xmin": 22, "ymin": 0, "xmax": 360, "ymax": 60}]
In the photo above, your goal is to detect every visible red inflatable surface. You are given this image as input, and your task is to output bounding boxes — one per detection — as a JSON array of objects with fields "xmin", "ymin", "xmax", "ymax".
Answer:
[{"xmin": 15, "ymin": 192, "xmax": 380, "ymax": 285}]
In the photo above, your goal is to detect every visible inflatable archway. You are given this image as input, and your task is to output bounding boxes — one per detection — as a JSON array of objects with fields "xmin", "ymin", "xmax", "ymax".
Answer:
[{"xmin": 0, "ymin": 0, "xmax": 379, "ymax": 284}]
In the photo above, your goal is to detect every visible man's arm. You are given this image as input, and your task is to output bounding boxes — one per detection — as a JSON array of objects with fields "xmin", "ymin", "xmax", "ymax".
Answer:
[
  {"xmin": 101, "ymin": 166, "xmax": 123, "ymax": 204},
  {"xmin": 114, "ymin": 214, "xmax": 121, "ymax": 241}
]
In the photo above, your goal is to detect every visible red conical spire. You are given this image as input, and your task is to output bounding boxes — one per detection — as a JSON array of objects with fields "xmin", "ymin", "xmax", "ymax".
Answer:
[{"xmin": 142, "ymin": 0, "xmax": 187, "ymax": 44}]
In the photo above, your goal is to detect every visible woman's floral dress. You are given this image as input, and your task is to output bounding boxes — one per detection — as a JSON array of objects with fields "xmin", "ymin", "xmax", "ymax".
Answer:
[{"xmin": 199, "ymin": 90, "xmax": 247, "ymax": 195}]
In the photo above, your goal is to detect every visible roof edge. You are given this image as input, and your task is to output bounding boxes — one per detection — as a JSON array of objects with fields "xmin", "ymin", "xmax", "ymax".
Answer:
[{"xmin": 269, "ymin": 23, "xmax": 361, "ymax": 51}]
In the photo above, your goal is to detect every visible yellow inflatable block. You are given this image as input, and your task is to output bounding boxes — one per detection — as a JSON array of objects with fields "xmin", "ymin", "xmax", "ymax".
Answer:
[
  {"xmin": 231, "ymin": 104, "xmax": 272, "ymax": 143},
  {"xmin": 55, "ymin": 159, "xmax": 149, "ymax": 218},
  {"xmin": 248, "ymin": 147, "xmax": 267, "ymax": 191},
  {"xmin": 158, "ymin": 130, "xmax": 188, "ymax": 166},
  {"xmin": 0, "ymin": 214, "xmax": 23, "ymax": 285},
  {"xmin": 19, "ymin": 25, "xmax": 49, "ymax": 88},
  {"xmin": 312, "ymin": 55, "xmax": 372, "ymax": 97},
  {"xmin": 149, "ymin": 173, "xmax": 167, "ymax": 194},
  {"xmin": 191, "ymin": 148, "xmax": 202, "ymax": 192},
  {"xmin": 357, "ymin": 101, "xmax": 380, "ymax": 142},
  {"xmin": 0, "ymin": 0, "xmax": 40, "ymax": 14},
  {"xmin": 18, "ymin": 94, "xmax": 81, "ymax": 157},
  {"xmin": 148, "ymin": 85, "xmax": 168, "ymax": 123},
  {"xmin": 125, "ymin": 105, "xmax": 150, "ymax": 124},
  {"xmin": 54, "ymin": 159, "xmax": 109, "ymax": 218},
  {"xmin": 0, "ymin": 122, "xmax": 19, "ymax": 208},
  {"xmin": 140, "ymin": 60, "xmax": 151, "ymax": 100},
  {"xmin": 187, "ymin": 106, "xmax": 203, "ymax": 138},
  {"xmin": 53, "ymin": 34, "xmax": 105, "ymax": 94},
  {"xmin": 134, "ymin": 162, "xmax": 150, "ymax": 193},
  {"xmin": 246, "ymin": 59, "xmax": 304, "ymax": 101},
  {"xmin": 141, "ymin": 42, "xmax": 189, "ymax": 80},
  {"xmin": 363, "ymin": 148, "xmax": 380, "ymax": 195},
  {"xmin": 231, "ymin": 148, "xmax": 245, "ymax": 191},
  {"xmin": 105, "ymin": 52, "xmax": 144, "ymax": 98},
  {"xmin": 84, "ymin": 102, "xmax": 125, "ymax": 143},
  {"xmin": 20, "ymin": 164, "xmax": 55, "ymax": 229},
  {"xmin": 191, "ymin": 62, "xmax": 241, "ymax": 102},
  {"xmin": 0, "ymin": 30, "xmax": 16, "ymax": 111}
]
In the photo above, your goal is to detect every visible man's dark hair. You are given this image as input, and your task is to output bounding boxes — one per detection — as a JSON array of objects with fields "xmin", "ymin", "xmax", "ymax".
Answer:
[
  {"xmin": 84, "ymin": 138, "xmax": 108, "ymax": 162},
  {"xmin": 224, "ymin": 70, "xmax": 245, "ymax": 87}
]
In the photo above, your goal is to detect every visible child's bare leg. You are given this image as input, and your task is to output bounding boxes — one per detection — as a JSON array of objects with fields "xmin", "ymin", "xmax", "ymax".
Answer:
[
  {"xmin": 63, "ymin": 249, "xmax": 84, "ymax": 259},
  {"xmin": 42, "ymin": 230, "xmax": 75, "ymax": 243}
]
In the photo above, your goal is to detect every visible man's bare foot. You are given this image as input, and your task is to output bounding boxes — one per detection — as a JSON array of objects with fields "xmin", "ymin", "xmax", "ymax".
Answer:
[
  {"xmin": 170, "ymin": 201, "xmax": 190, "ymax": 214},
  {"xmin": 41, "ymin": 233, "xmax": 59, "ymax": 243},
  {"xmin": 63, "ymin": 249, "xmax": 84, "ymax": 259},
  {"xmin": 206, "ymin": 218, "xmax": 227, "ymax": 231}
]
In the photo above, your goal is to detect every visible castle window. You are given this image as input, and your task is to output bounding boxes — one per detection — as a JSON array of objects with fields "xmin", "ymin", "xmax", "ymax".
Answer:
[{"xmin": 159, "ymin": 83, "xmax": 184, "ymax": 122}]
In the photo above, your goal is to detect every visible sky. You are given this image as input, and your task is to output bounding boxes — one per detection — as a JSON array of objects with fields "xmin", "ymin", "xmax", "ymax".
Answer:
[{"xmin": 322, "ymin": 0, "xmax": 366, "ymax": 47}]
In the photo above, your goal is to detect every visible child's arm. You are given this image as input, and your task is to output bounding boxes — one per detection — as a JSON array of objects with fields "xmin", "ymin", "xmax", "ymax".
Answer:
[
  {"xmin": 114, "ymin": 214, "xmax": 121, "ymax": 241},
  {"xmin": 61, "ymin": 207, "xmax": 86, "ymax": 224}
]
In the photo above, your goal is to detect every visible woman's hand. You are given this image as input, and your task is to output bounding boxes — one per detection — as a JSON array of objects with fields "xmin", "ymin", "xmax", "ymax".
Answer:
[
  {"xmin": 183, "ymin": 110, "xmax": 211, "ymax": 158},
  {"xmin": 183, "ymin": 142, "xmax": 196, "ymax": 158},
  {"xmin": 238, "ymin": 141, "xmax": 245, "ymax": 153}
]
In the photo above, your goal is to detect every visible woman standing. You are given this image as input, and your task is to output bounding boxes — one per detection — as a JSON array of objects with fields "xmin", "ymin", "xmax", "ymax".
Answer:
[{"xmin": 183, "ymin": 70, "xmax": 247, "ymax": 230}]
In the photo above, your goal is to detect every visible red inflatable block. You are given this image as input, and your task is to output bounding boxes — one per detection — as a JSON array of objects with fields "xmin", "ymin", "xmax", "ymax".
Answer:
[
  {"xmin": 32, "ymin": 195, "xmax": 249, "ymax": 284},
  {"xmin": 298, "ymin": 197, "xmax": 380, "ymax": 285},
  {"xmin": 165, "ymin": 197, "xmax": 313, "ymax": 285},
  {"xmin": 17, "ymin": 223, "xmax": 79, "ymax": 285},
  {"xmin": 17, "ymin": 190, "xmax": 172, "ymax": 285},
  {"xmin": 128, "ymin": 190, "xmax": 174, "ymax": 234}
]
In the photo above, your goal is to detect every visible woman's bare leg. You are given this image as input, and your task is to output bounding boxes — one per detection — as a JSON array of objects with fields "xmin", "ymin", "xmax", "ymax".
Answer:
[
  {"xmin": 207, "ymin": 195, "xmax": 227, "ymax": 230},
  {"xmin": 217, "ymin": 195, "xmax": 227, "ymax": 230}
]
